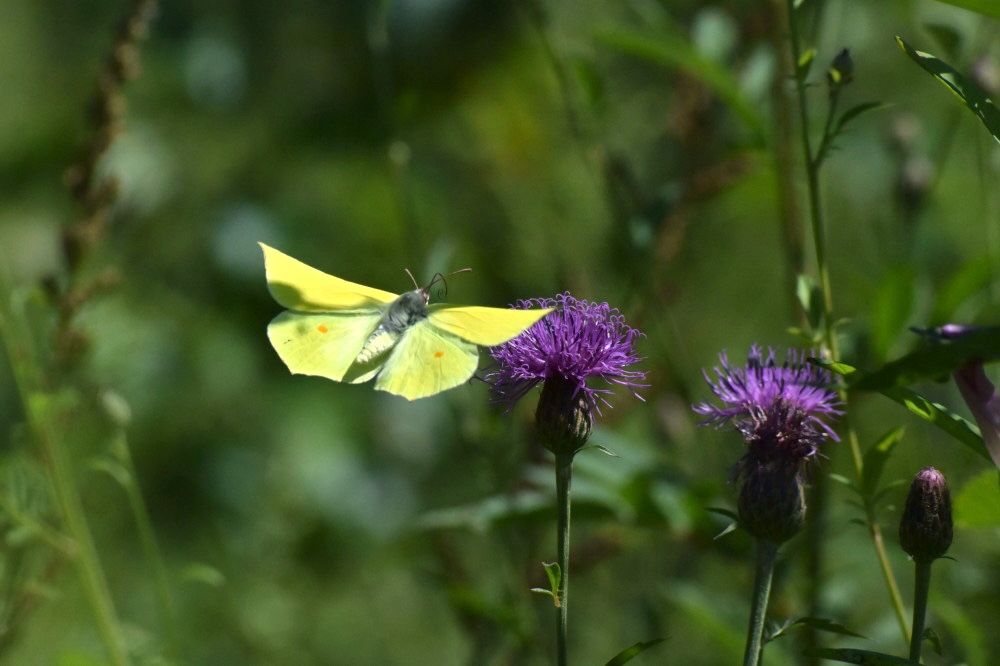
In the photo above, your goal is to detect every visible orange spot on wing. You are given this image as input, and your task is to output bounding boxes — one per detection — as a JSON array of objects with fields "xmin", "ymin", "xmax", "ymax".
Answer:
[
  {"xmin": 433, "ymin": 351, "xmax": 445, "ymax": 358},
  {"xmin": 317, "ymin": 324, "xmax": 329, "ymax": 334}
]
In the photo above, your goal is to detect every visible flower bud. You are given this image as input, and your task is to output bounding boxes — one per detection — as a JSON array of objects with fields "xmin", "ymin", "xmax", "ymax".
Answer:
[
  {"xmin": 738, "ymin": 461, "xmax": 806, "ymax": 544},
  {"xmin": 899, "ymin": 467, "xmax": 953, "ymax": 562},
  {"xmin": 535, "ymin": 375, "xmax": 593, "ymax": 456},
  {"xmin": 827, "ymin": 48, "xmax": 854, "ymax": 90}
]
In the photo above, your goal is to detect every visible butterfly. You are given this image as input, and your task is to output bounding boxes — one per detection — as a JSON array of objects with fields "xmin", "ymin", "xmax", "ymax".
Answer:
[{"xmin": 260, "ymin": 243, "xmax": 552, "ymax": 401}]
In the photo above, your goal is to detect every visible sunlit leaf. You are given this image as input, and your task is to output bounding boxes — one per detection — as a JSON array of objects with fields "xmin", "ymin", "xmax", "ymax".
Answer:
[
  {"xmin": 604, "ymin": 638, "xmax": 666, "ymax": 666},
  {"xmin": 815, "ymin": 359, "xmax": 990, "ymax": 462},
  {"xmin": 897, "ymin": 36, "xmax": 1000, "ymax": 142}
]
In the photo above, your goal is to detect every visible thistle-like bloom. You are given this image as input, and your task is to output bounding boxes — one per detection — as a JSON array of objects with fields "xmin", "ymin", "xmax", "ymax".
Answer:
[
  {"xmin": 487, "ymin": 293, "xmax": 646, "ymax": 454},
  {"xmin": 899, "ymin": 467, "xmax": 953, "ymax": 562},
  {"xmin": 693, "ymin": 346, "xmax": 842, "ymax": 542},
  {"xmin": 694, "ymin": 346, "xmax": 842, "ymax": 473},
  {"xmin": 487, "ymin": 293, "xmax": 646, "ymax": 411}
]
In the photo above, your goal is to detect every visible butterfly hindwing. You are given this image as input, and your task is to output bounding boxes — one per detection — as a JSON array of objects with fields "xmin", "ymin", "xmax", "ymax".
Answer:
[
  {"xmin": 426, "ymin": 305, "xmax": 553, "ymax": 346},
  {"xmin": 373, "ymin": 320, "xmax": 479, "ymax": 400},
  {"xmin": 267, "ymin": 311, "xmax": 384, "ymax": 382}
]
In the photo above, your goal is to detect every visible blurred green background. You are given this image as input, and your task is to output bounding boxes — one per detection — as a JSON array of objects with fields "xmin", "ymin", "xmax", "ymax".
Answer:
[{"xmin": 1, "ymin": 0, "xmax": 998, "ymax": 664}]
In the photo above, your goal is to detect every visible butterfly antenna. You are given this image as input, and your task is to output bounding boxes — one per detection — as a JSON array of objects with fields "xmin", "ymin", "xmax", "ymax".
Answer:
[
  {"xmin": 424, "ymin": 267, "xmax": 472, "ymax": 298},
  {"xmin": 404, "ymin": 268, "xmax": 420, "ymax": 290}
]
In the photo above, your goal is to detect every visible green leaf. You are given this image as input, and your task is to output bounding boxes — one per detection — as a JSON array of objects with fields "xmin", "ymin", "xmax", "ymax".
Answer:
[
  {"xmin": 954, "ymin": 469, "xmax": 1000, "ymax": 528},
  {"xmin": 861, "ymin": 427, "xmax": 905, "ymax": 502},
  {"xmin": 925, "ymin": 0, "xmax": 1000, "ymax": 19},
  {"xmin": 537, "ymin": 561, "xmax": 562, "ymax": 606},
  {"xmin": 805, "ymin": 647, "xmax": 920, "ymax": 664},
  {"xmin": 796, "ymin": 274, "xmax": 825, "ymax": 334},
  {"xmin": 604, "ymin": 639, "xmax": 666, "ymax": 666},
  {"xmin": 869, "ymin": 266, "xmax": 915, "ymax": 362},
  {"xmin": 897, "ymin": 36, "xmax": 1000, "ymax": 142},
  {"xmin": 850, "ymin": 326, "xmax": 1000, "ymax": 391},
  {"xmin": 595, "ymin": 27, "xmax": 765, "ymax": 143},
  {"xmin": 771, "ymin": 617, "xmax": 866, "ymax": 642},
  {"xmin": 835, "ymin": 101, "xmax": 885, "ymax": 134},
  {"xmin": 816, "ymin": 359, "xmax": 991, "ymax": 462}
]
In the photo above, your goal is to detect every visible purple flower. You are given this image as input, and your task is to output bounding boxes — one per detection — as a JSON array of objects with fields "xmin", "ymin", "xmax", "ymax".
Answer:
[
  {"xmin": 934, "ymin": 324, "xmax": 1000, "ymax": 469},
  {"xmin": 693, "ymin": 346, "xmax": 842, "ymax": 476},
  {"xmin": 486, "ymin": 292, "xmax": 646, "ymax": 413}
]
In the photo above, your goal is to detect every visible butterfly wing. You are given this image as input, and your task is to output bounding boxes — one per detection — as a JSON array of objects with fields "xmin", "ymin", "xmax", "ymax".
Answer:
[
  {"xmin": 373, "ymin": 321, "xmax": 479, "ymax": 400},
  {"xmin": 426, "ymin": 305, "xmax": 552, "ymax": 345},
  {"xmin": 267, "ymin": 311, "xmax": 385, "ymax": 383},
  {"xmin": 260, "ymin": 242, "xmax": 397, "ymax": 312}
]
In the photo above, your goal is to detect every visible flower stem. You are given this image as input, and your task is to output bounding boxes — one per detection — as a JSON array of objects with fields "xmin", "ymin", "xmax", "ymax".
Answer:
[
  {"xmin": 909, "ymin": 559, "xmax": 933, "ymax": 662},
  {"xmin": 782, "ymin": 0, "xmax": 909, "ymax": 647},
  {"xmin": 744, "ymin": 539, "xmax": 779, "ymax": 666},
  {"xmin": 554, "ymin": 451, "xmax": 574, "ymax": 666}
]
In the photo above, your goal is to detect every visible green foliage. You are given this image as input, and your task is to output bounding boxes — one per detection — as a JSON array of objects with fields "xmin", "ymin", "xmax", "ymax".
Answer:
[{"xmin": 897, "ymin": 36, "xmax": 1000, "ymax": 143}]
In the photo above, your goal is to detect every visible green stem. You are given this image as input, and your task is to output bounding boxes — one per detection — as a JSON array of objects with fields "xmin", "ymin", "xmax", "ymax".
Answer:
[
  {"xmin": 909, "ymin": 559, "xmax": 933, "ymax": 663},
  {"xmin": 554, "ymin": 451, "xmax": 574, "ymax": 666},
  {"xmin": 113, "ymin": 427, "xmax": 180, "ymax": 661},
  {"xmin": 744, "ymin": 539, "xmax": 779, "ymax": 666},
  {"xmin": 783, "ymin": 0, "xmax": 909, "ymax": 647},
  {"xmin": 0, "ymin": 273, "xmax": 130, "ymax": 666}
]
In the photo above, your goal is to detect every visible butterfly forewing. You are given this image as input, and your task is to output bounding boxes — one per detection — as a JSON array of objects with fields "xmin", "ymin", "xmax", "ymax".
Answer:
[
  {"xmin": 426, "ymin": 305, "xmax": 553, "ymax": 346},
  {"xmin": 261, "ymin": 243, "xmax": 398, "ymax": 312}
]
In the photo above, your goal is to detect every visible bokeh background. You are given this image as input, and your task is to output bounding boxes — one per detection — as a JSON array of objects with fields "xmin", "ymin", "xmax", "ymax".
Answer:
[{"xmin": 1, "ymin": 0, "xmax": 998, "ymax": 664}]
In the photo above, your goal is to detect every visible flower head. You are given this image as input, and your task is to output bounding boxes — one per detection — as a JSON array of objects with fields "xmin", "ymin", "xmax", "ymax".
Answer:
[
  {"xmin": 693, "ymin": 346, "xmax": 842, "ymax": 477},
  {"xmin": 694, "ymin": 346, "xmax": 841, "ymax": 542},
  {"xmin": 487, "ymin": 292, "xmax": 646, "ymax": 413}
]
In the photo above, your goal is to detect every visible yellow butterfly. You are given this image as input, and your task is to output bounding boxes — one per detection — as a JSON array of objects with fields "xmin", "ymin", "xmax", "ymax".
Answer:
[{"xmin": 260, "ymin": 243, "xmax": 551, "ymax": 400}]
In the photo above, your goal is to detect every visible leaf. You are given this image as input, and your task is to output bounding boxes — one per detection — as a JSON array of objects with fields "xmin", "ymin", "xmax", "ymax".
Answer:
[
  {"xmin": 804, "ymin": 647, "xmax": 920, "ymax": 664},
  {"xmin": 868, "ymin": 266, "xmax": 915, "ymax": 362},
  {"xmin": 535, "ymin": 562, "xmax": 562, "ymax": 606},
  {"xmin": 850, "ymin": 326, "xmax": 1000, "ymax": 391},
  {"xmin": 953, "ymin": 469, "xmax": 1000, "ymax": 528},
  {"xmin": 815, "ymin": 359, "xmax": 991, "ymax": 462},
  {"xmin": 796, "ymin": 274, "xmax": 825, "ymax": 334},
  {"xmin": 925, "ymin": 0, "xmax": 1000, "ymax": 19},
  {"xmin": 835, "ymin": 101, "xmax": 885, "ymax": 134},
  {"xmin": 595, "ymin": 27, "xmax": 766, "ymax": 143},
  {"xmin": 896, "ymin": 36, "xmax": 1000, "ymax": 142},
  {"xmin": 604, "ymin": 639, "xmax": 666, "ymax": 666},
  {"xmin": 775, "ymin": 617, "xmax": 867, "ymax": 638},
  {"xmin": 861, "ymin": 428, "xmax": 905, "ymax": 502}
]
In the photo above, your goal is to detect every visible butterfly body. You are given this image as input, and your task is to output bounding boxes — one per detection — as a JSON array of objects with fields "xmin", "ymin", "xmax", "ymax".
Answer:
[
  {"xmin": 260, "ymin": 243, "xmax": 551, "ymax": 400},
  {"xmin": 356, "ymin": 290, "xmax": 429, "ymax": 363}
]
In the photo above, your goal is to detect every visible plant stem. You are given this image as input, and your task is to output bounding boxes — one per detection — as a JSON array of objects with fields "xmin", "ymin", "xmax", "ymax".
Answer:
[
  {"xmin": 782, "ymin": 0, "xmax": 910, "ymax": 647},
  {"xmin": 112, "ymin": 426, "xmax": 180, "ymax": 661},
  {"xmin": 554, "ymin": 451, "xmax": 574, "ymax": 666},
  {"xmin": 909, "ymin": 559, "xmax": 933, "ymax": 663},
  {"xmin": 0, "ymin": 273, "xmax": 130, "ymax": 666},
  {"xmin": 744, "ymin": 539, "xmax": 779, "ymax": 666}
]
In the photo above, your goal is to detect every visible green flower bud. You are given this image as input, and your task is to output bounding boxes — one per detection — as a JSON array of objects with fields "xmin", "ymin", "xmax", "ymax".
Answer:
[
  {"xmin": 738, "ymin": 461, "xmax": 806, "ymax": 544},
  {"xmin": 535, "ymin": 375, "xmax": 593, "ymax": 456}
]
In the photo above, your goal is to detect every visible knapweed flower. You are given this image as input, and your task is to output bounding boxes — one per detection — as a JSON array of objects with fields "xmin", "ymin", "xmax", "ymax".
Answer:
[
  {"xmin": 487, "ymin": 292, "xmax": 646, "ymax": 455},
  {"xmin": 899, "ymin": 467, "xmax": 953, "ymax": 562},
  {"xmin": 693, "ymin": 346, "xmax": 842, "ymax": 542}
]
